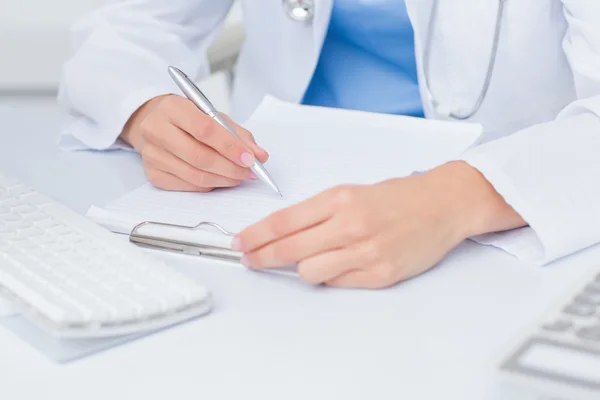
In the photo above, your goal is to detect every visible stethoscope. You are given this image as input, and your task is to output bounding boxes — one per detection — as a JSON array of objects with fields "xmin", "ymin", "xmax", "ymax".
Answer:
[
  {"xmin": 282, "ymin": 0, "xmax": 506, "ymax": 121},
  {"xmin": 282, "ymin": 0, "xmax": 315, "ymax": 22}
]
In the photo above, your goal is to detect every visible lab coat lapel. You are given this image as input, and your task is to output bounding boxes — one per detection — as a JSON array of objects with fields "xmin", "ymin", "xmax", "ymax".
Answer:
[
  {"xmin": 404, "ymin": 0, "xmax": 436, "ymax": 115},
  {"xmin": 261, "ymin": 0, "xmax": 332, "ymax": 106},
  {"xmin": 312, "ymin": 0, "xmax": 333, "ymax": 57},
  {"xmin": 289, "ymin": 0, "xmax": 332, "ymax": 103},
  {"xmin": 404, "ymin": 0, "xmax": 434, "ymax": 44}
]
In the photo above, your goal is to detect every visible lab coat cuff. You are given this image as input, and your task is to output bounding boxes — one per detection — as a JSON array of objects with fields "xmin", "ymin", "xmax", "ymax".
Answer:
[
  {"xmin": 457, "ymin": 153, "xmax": 547, "ymax": 265},
  {"xmin": 58, "ymin": 85, "xmax": 177, "ymax": 152}
]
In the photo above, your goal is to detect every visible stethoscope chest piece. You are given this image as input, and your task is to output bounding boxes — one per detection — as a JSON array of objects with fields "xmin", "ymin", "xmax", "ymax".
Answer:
[{"xmin": 283, "ymin": 0, "xmax": 315, "ymax": 22}]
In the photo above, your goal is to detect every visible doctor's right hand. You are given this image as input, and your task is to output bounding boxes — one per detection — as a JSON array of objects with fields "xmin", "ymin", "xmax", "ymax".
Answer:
[{"xmin": 120, "ymin": 95, "xmax": 269, "ymax": 192}]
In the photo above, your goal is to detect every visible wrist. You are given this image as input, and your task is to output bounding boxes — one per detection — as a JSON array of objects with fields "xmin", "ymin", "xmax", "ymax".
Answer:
[{"xmin": 423, "ymin": 161, "xmax": 526, "ymax": 240}]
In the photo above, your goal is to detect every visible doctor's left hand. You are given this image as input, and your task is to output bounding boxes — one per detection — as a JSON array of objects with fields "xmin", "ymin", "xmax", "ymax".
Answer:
[{"xmin": 232, "ymin": 162, "xmax": 526, "ymax": 289}]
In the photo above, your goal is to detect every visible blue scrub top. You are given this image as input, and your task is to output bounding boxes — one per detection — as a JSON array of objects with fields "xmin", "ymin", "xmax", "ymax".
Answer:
[{"xmin": 302, "ymin": 0, "xmax": 424, "ymax": 117}]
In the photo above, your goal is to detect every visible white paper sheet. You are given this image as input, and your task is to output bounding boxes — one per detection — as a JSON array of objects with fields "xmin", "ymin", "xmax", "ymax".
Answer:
[{"xmin": 88, "ymin": 96, "xmax": 483, "ymax": 234}]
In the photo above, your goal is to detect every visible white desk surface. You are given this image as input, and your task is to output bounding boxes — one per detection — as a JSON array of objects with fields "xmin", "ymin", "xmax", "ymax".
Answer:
[{"xmin": 0, "ymin": 105, "xmax": 597, "ymax": 400}]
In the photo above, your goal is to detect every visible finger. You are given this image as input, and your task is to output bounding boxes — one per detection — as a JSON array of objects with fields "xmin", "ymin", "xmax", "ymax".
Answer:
[
  {"xmin": 144, "ymin": 122, "xmax": 254, "ymax": 181},
  {"xmin": 244, "ymin": 218, "xmax": 348, "ymax": 269},
  {"xmin": 221, "ymin": 114, "xmax": 269, "ymax": 163},
  {"xmin": 166, "ymin": 97, "xmax": 257, "ymax": 168},
  {"xmin": 142, "ymin": 144, "xmax": 243, "ymax": 189},
  {"xmin": 236, "ymin": 128, "xmax": 269, "ymax": 164},
  {"xmin": 145, "ymin": 167, "xmax": 213, "ymax": 192},
  {"xmin": 325, "ymin": 270, "xmax": 385, "ymax": 289},
  {"xmin": 296, "ymin": 248, "xmax": 361, "ymax": 285},
  {"xmin": 234, "ymin": 189, "xmax": 337, "ymax": 252}
]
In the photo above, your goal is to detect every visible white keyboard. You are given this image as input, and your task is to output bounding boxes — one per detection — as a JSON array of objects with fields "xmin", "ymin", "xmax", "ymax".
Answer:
[
  {"xmin": 498, "ymin": 268, "xmax": 600, "ymax": 400},
  {"xmin": 0, "ymin": 172, "xmax": 212, "ymax": 339}
]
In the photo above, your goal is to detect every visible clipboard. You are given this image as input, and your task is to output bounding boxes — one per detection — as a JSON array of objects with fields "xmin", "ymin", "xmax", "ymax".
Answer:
[
  {"xmin": 86, "ymin": 206, "xmax": 297, "ymax": 276},
  {"xmin": 128, "ymin": 220, "xmax": 243, "ymax": 263}
]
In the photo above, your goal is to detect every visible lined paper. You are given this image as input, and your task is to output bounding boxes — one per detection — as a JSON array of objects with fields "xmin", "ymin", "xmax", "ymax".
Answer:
[{"xmin": 91, "ymin": 96, "xmax": 483, "ymax": 233}]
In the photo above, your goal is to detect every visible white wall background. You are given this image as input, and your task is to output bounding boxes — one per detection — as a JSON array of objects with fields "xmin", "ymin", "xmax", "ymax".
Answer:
[
  {"xmin": 0, "ymin": 0, "xmax": 242, "ymax": 111},
  {"xmin": 0, "ymin": 0, "xmax": 105, "ymax": 91}
]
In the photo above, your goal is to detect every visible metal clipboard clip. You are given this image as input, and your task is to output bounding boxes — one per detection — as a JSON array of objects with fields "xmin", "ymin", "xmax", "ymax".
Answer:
[{"xmin": 129, "ymin": 220, "xmax": 242, "ymax": 263}]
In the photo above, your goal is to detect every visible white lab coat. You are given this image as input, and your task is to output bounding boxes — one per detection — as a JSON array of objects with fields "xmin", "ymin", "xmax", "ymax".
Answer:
[{"xmin": 58, "ymin": 0, "xmax": 600, "ymax": 265}]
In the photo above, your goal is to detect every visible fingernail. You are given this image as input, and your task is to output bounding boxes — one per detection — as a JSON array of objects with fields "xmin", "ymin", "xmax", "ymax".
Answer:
[
  {"xmin": 231, "ymin": 236, "xmax": 243, "ymax": 251},
  {"xmin": 241, "ymin": 255, "xmax": 252, "ymax": 268},
  {"xmin": 241, "ymin": 152, "xmax": 255, "ymax": 167},
  {"xmin": 247, "ymin": 172, "xmax": 258, "ymax": 181}
]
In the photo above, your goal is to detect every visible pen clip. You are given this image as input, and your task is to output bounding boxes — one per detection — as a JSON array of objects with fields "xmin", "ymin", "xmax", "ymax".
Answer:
[{"xmin": 131, "ymin": 220, "xmax": 236, "ymax": 236}]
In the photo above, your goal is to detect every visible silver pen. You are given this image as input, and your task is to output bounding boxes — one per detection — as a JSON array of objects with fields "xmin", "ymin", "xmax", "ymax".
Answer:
[{"xmin": 168, "ymin": 66, "xmax": 282, "ymax": 197}]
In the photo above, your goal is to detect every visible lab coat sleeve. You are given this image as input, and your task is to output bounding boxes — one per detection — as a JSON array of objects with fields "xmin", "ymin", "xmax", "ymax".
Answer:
[
  {"xmin": 56, "ymin": 0, "xmax": 234, "ymax": 151},
  {"xmin": 458, "ymin": 1, "xmax": 600, "ymax": 265}
]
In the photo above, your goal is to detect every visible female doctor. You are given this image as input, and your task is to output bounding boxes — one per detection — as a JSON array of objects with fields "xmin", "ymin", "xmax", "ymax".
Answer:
[{"xmin": 59, "ymin": 0, "xmax": 600, "ymax": 289}]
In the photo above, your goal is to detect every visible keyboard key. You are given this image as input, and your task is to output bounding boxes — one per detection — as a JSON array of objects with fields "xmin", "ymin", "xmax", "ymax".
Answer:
[
  {"xmin": 127, "ymin": 295, "xmax": 163, "ymax": 316},
  {"xmin": 7, "ymin": 234, "xmax": 28, "ymax": 243},
  {"xmin": 35, "ymin": 219, "xmax": 60, "ymax": 230},
  {"xmin": 0, "ymin": 174, "xmax": 18, "ymax": 187},
  {"xmin": 48, "ymin": 225, "xmax": 74, "ymax": 237},
  {"xmin": 79, "ymin": 243, "xmax": 110, "ymax": 258},
  {"xmin": 1, "ymin": 212, "xmax": 21, "ymax": 224},
  {"xmin": 8, "ymin": 184, "xmax": 32, "ymax": 197},
  {"xmin": 576, "ymin": 293, "xmax": 600, "ymax": 306},
  {"xmin": 51, "ymin": 264, "xmax": 86, "ymax": 284},
  {"xmin": 27, "ymin": 212, "xmax": 48, "ymax": 222},
  {"xmin": 52, "ymin": 279, "xmax": 111, "ymax": 322},
  {"xmin": 1, "ymin": 198, "xmax": 20, "ymax": 209},
  {"xmin": 0, "ymin": 258, "xmax": 82, "ymax": 322},
  {"xmin": 542, "ymin": 319, "xmax": 573, "ymax": 333},
  {"xmin": 45, "ymin": 241, "xmax": 72, "ymax": 254},
  {"xmin": 90, "ymin": 283, "xmax": 140, "ymax": 320},
  {"xmin": 586, "ymin": 282, "xmax": 600, "ymax": 293},
  {"xmin": 10, "ymin": 254, "xmax": 41, "ymax": 270},
  {"xmin": 20, "ymin": 193, "xmax": 52, "ymax": 207},
  {"xmin": 0, "ymin": 243, "xmax": 19, "ymax": 254},
  {"xmin": 60, "ymin": 232, "xmax": 86, "ymax": 244},
  {"xmin": 16, "ymin": 227, "xmax": 45, "ymax": 239},
  {"xmin": 576, "ymin": 325, "xmax": 600, "ymax": 342},
  {"xmin": 26, "ymin": 246, "xmax": 51, "ymax": 259},
  {"xmin": 15, "ymin": 239, "xmax": 39, "ymax": 250},
  {"xmin": 0, "ymin": 232, "xmax": 14, "ymax": 242},
  {"xmin": 78, "ymin": 241, "xmax": 104, "ymax": 254},
  {"xmin": 35, "ymin": 234, "xmax": 57, "ymax": 245},
  {"xmin": 6, "ymin": 219, "xmax": 33, "ymax": 231},
  {"xmin": 65, "ymin": 252, "xmax": 89, "ymax": 265},
  {"xmin": 563, "ymin": 303, "xmax": 596, "ymax": 317},
  {"xmin": 12, "ymin": 204, "xmax": 37, "ymax": 215}
]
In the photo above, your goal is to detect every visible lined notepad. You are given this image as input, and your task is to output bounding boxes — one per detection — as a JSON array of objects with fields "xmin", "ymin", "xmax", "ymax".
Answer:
[{"xmin": 88, "ymin": 96, "xmax": 482, "ymax": 234}]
